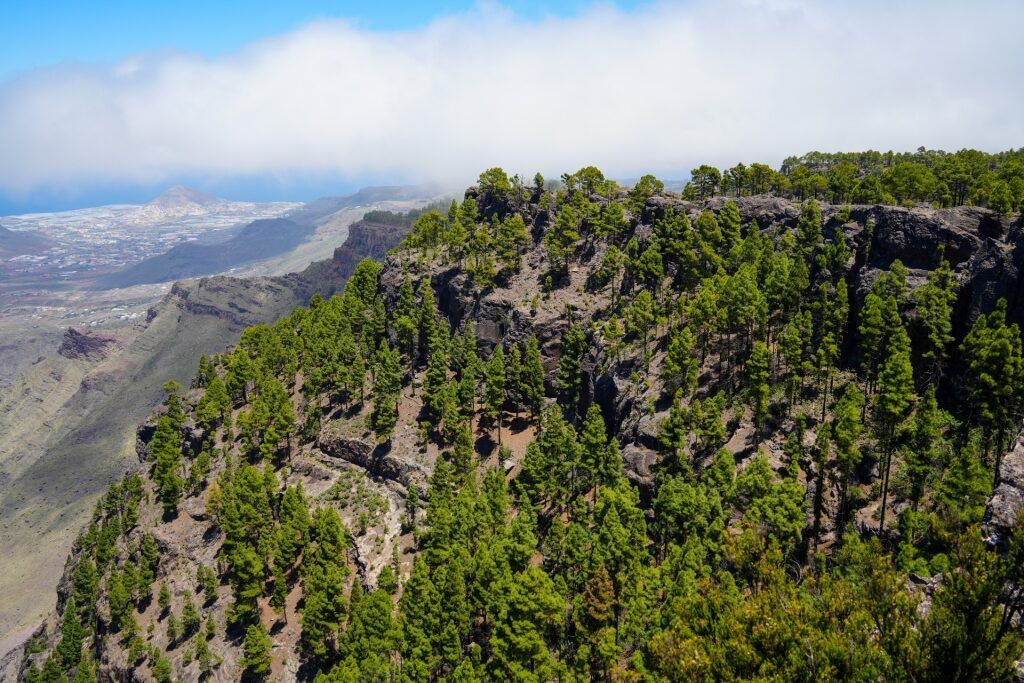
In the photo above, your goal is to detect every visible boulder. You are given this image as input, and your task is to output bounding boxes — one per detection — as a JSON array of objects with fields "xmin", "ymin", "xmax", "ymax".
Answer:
[{"xmin": 621, "ymin": 444, "xmax": 658, "ymax": 502}]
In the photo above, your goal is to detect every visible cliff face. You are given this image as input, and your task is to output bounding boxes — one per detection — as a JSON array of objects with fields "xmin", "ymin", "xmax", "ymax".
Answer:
[
  {"xmin": 377, "ymin": 196, "xmax": 1023, "ymax": 491},
  {"xmin": 0, "ymin": 217, "xmax": 412, "ymax": 661}
]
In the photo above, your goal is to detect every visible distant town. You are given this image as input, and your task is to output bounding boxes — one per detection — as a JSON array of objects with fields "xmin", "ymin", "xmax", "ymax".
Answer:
[{"xmin": 0, "ymin": 194, "xmax": 299, "ymax": 313}]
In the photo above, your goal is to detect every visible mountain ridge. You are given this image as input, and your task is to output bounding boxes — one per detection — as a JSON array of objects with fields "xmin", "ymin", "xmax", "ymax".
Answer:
[{"xmin": 12, "ymin": 170, "xmax": 1024, "ymax": 681}]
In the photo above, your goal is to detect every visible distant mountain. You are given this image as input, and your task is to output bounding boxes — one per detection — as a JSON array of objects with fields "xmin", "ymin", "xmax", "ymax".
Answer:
[
  {"xmin": 120, "ymin": 186, "xmax": 258, "ymax": 226},
  {"xmin": 147, "ymin": 185, "xmax": 227, "ymax": 210},
  {"xmin": 97, "ymin": 217, "xmax": 315, "ymax": 288},
  {"xmin": 0, "ymin": 225, "xmax": 52, "ymax": 257},
  {"xmin": 98, "ymin": 185, "xmax": 437, "ymax": 288}
]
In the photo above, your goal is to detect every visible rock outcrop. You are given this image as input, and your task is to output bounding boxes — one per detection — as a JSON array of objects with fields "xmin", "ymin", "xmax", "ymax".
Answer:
[
  {"xmin": 985, "ymin": 435, "xmax": 1024, "ymax": 547},
  {"xmin": 56, "ymin": 328, "xmax": 119, "ymax": 361},
  {"xmin": 318, "ymin": 424, "xmax": 429, "ymax": 493}
]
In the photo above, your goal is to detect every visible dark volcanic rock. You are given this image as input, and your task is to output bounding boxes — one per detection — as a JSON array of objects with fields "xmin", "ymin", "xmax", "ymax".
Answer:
[
  {"xmin": 135, "ymin": 419, "xmax": 157, "ymax": 462},
  {"xmin": 57, "ymin": 328, "xmax": 118, "ymax": 361},
  {"xmin": 985, "ymin": 435, "xmax": 1024, "ymax": 547}
]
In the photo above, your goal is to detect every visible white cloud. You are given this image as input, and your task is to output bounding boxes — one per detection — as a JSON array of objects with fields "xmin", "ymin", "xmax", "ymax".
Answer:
[{"xmin": 0, "ymin": 0, "xmax": 1021, "ymax": 194}]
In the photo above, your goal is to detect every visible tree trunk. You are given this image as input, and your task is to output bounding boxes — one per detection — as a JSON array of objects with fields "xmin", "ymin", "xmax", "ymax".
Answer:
[{"xmin": 878, "ymin": 438, "xmax": 893, "ymax": 535}]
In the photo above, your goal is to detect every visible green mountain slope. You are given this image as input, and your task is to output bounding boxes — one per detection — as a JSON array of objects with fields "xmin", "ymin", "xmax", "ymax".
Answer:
[{"xmin": 13, "ymin": 161, "xmax": 1024, "ymax": 682}]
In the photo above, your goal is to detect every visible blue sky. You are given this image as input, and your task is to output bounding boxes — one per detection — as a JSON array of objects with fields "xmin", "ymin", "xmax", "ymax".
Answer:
[
  {"xmin": 0, "ymin": 0, "xmax": 647, "ymax": 213},
  {"xmin": 0, "ymin": 1, "xmax": 1020, "ymax": 215},
  {"xmin": 0, "ymin": 1, "xmax": 648, "ymax": 80}
]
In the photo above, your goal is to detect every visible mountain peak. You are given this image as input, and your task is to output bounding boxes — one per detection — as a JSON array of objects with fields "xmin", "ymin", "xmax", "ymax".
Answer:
[{"xmin": 147, "ymin": 185, "xmax": 225, "ymax": 208}]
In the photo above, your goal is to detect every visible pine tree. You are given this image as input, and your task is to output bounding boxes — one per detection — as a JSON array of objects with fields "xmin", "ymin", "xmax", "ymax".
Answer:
[
  {"xmin": 496, "ymin": 214, "xmax": 529, "ymax": 271},
  {"xmin": 399, "ymin": 556, "xmax": 440, "ymax": 677},
  {"xmin": 810, "ymin": 422, "xmax": 832, "ymax": 552},
  {"xmin": 602, "ymin": 315, "xmax": 624, "ymax": 362},
  {"xmin": 151, "ymin": 655, "xmax": 173, "ymax": 683},
  {"xmin": 557, "ymin": 325, "xmax": 587, "ymax": 418},
  {"xmin": 195, "ymin": 632, "xmax": 213, "ymax": 677},
  {"xmin": 72, "ymin": 653, "xmax": 97, "ymax": 683},
  {"xmin": 796, "ymin": 198, "xmax": 823, "ymax": 257},
  {"xmin": 371, "ymin": 341, "xmax": 402, "ymax": 442},
  {"xmin": 226, "ymin": 347, "xmax": 257, "ymax": 403},
  {"xmin": 196, "ymin": 375, "xmax": 231, "ymax": 432},
  {"xmin": 858, "ymin": 286, "xmax": 900, "ymax": 395},
  {"xmin": 545, "ymin": 203, "xmax": 581, "ymax": 276},
  {"xmin": 599, "ymin": 245, "xmax": 625, "ymax": 308},
  {"xmin": 915, "ymin": 255, "xmax": 957, "ymax": 386},
  {"xmin": 457, "ymin": 367, "xmax": 477, "ymax": 431},
  {"xmin": 779, "ymin": 309, "xmax": 811, "ymax": 410},
  {"xmin": 815, "ymin": 331, "xmax": 838, "ymax": 421},
  {"xmin": 205, "ymin": 614, "xmax": 217, "ymax": 639},
  {"xmin": 166, "ymin": 611, "xmax": 179, "ymax": 643},
  {"xmin": 595, "ymin": 201, "xmax": 628, "ymax": 240},
  {"xmin": 106, "ymin": 571, "xmax": 131, "ymax": 631},
  {"xmin": 418, "ymin": 277, "xmax": 442, "ymax": 360},
  {"xmin": 718, "ymin": 200, "xmax": 742, "ymax": 253},
  {"xmin": 483, "ymin": 346, "xmax": 506, "ymax": 443},
  {"xmin": 423, "ymin": 345, "xmax": 449, "ymax": 422},
  {"xmin": 580, "ymin": 404, "xmax": 620, "ymax": 493},
  {"xmin": 158, "ymin": 582, "xmax": 172, "ymax": 614},
  {"xmin": 257, "ymin": 376, "xmax": 295, "ymax": 460},
  {"xmin": 450, "ymin": 425, "xmax": 476, "ymax": 478},
  {"xmin": 875, "ymin": 324, "xmax": 916, "ymax": 533},
  {"xmin": 181, "ymin": 595, "xmax": 200, "ymax": 636},
  {"xmin": 662, "ymin": 326, "xmax": 698, "ymax": 397},
  {"xmin": 626, "ymin": 290, "xmax": 655, "ymax": 347},
  {"xmin": 960, "ymin": 298, "xmax": 1024, "ymax": 473},
  {"xmin": 746, "ymin": 341, "xmax": 771, "ymax": 432},
  {"xmin": 505, "ymin": 343, "xmax": 523, "ymax": 414},
  {"xmin": 56, "ymin": 597, "xmax": 85, "ymax": 669},
  {"xmin": 693, "ymin": 210, "xmax": 724, "ymax": 275},
  {"xmin": 197, "ymin": 564, "xmax": 218, "ymax": 604},
  {"xmin": 241, "ymin": 622, "xmax": 273, "ymax": 678},
  {"xmin": 832, "ymin": 384, "xmax": 865, "ymax": 530},
  {"xmin": 151, "ymin": 384, "xmax": 185, "ymax": 516},
  {"xmin": 228, "ymin": 544, "xmax": 264, "ymax": 627},
  {"xmin": 904, "ymin": 386, "xmax": 943, "ymax": 509},
  {"xmin": 395, "ymin": 276, "xmax": 418, "ymax": 365},
  {"xmin": 521, "ymin": 335, "xmax": 546, "ymax": 419},
  {"xmin": 658, "ymin": 391, "xmax": 689, "ymax": 471}
]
